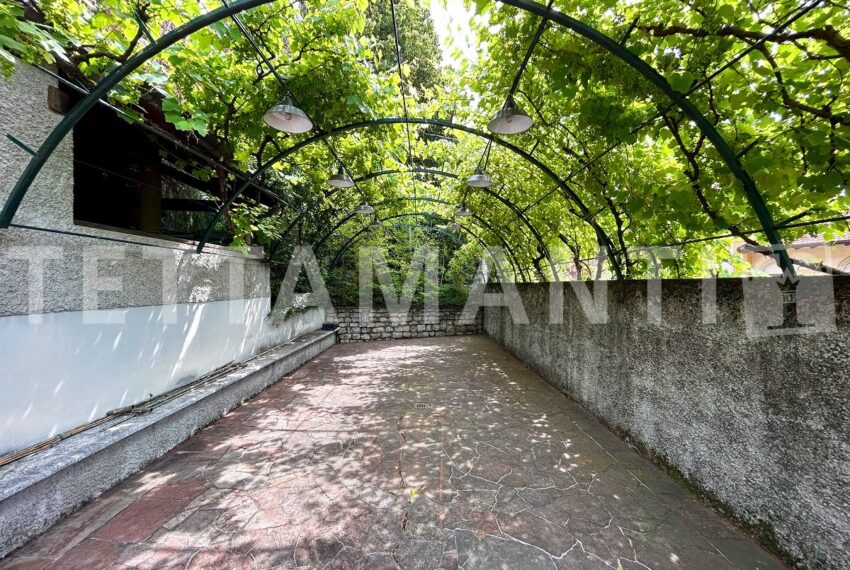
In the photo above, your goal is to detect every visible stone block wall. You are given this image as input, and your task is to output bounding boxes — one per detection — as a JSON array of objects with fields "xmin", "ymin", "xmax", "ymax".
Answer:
[{"xmin": 333, "ymin": 308, "xmax": 482, "ymax": 343}]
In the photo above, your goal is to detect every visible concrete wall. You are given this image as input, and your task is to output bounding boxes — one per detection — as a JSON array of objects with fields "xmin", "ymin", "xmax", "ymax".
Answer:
[
  {"xmin": 331, "ymin": 307, "xmax": 482, "ymax": 343},
  {"xmin": 0, "ymin": 329, "xmax": 336, "ymax": 558},
  {"xmin": 0, "ymin": 63, "xmax": 322, "ymax": 453},
  {"xmin": 483, "ymin": 277, "xmax": 850, "ymax": 569}
]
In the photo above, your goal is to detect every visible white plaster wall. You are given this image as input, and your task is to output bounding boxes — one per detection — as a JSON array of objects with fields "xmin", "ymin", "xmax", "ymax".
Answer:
[
  {"xmin": 261, "ymin": 306, "xmax": 327, "ymax": 348},
  {"xmin": 0, "ymin": 62, "xmax": 325, "ymax": 454},
  {"xmin": 0, "ymin": 65, "xmax": 271, "ymax": 319},
  {"xmin": 0, "ymin": 301, "xmax": 325, "ymax": 453},
  {"xmin": 0, "ymin": 226, "xmax": 271, "ymax": 316},
  {"xmin": 0, "ymin": 61, "xmax": 73, "ymax": 230}
]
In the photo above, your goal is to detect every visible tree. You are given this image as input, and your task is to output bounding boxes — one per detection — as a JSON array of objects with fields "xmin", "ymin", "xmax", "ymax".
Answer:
[
  {"xmin": 364, "ymin": 0, "xmax": 442, "ymax": 91},
  {"xmin": 4, "ymin": 0, "xmax": 847, "ymax": 280}
]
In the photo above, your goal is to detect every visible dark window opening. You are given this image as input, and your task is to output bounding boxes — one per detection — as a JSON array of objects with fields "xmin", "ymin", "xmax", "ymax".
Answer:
[
  {"xmin": 73, "ymin": 101, "xmax": 165, "ymax": 234},
  {"xmin": 69, "ymin": 89, "xmax": 240, "ymax": 245},
  {"xmin": 160, "ymin": 174, "xmax": 219, "ymax": 239}
]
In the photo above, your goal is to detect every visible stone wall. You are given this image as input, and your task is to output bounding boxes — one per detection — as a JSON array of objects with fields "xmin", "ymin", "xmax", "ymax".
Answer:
[
  {"xmin": 333, "ymin": 308, "xmax": 482, "ymax": 343},
  {"xmin": 483, "ymin": 277, "xmax": 850, "ymax": 569}
]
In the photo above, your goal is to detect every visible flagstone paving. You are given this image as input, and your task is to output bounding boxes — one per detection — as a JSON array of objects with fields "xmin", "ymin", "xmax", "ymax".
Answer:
[{"xmin": 2, "ymin": 335, "xmax": 785, "ymax": 569}]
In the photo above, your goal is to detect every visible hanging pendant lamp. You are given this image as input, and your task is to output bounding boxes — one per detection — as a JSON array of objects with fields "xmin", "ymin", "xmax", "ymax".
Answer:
[
  {"xmin": 356, "ymin": 201, "xmax": 375, "ymax": 215},
  {"xmin": 370, "ymin": 218, "xmax": 383, "ymax": 230},
  {"xmin": 487, "ymin": 95, "xmax": 533, "ymax": 135},
  {"xmin": 454, "ymin": 204, "xmax": 473, "ymax": 217},
  {"xmin": 263, "ymin": 95, "xmax": 313, "ymax": 133},
  {"xmin": 327, "ymin": 163, "xmax": 355, "ymax": 188},
  {"xmin": 466, "ymin": 166, "xmax": 493, "ymax": 188}
]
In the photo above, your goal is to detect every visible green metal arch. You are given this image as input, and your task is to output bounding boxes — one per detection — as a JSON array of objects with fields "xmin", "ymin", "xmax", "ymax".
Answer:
[
  {"xmin": 273, "ymin": 192, "xmax": 530, "ymax": 281},
  {"xmin": 311, "ymin": 196, "xmax": 531, "ymax": 276},
  {"xmin": 263, "ymin": 170, "xmax": 460, "ymax": 259},
  {"xmin": 309, "ymin": 170, "xmax": 558, "ymax": 281},
  {"xmin": 265, "ymin": 180, "xmax": 532, "ymax": 281},
  {"xmin": 440, "ymin": 220, "xmax": 523, "ymax": 282},
  {"xmin": 310, "ymin": 195, "xmax": 532, "ymax": 281},
  {"xmin": 500, "ymin": 0, "xmax": 792, "ymax": 276},
  {"xmin": 461, "ymin": 221, "xmax": 528, "ymax": 282},
  {"xmin": 326, "ymin": 212, "xmax": 515, "ymax": 280},
  {"xmin": 313, "ymin": 211, "xmax": 358, "ymax": 255},
  {"xmin": 197, "ymin": 116, "xmax": 616, "ymax": 279},
  {"xmin": 328, "ymin": 219, "xmax": 463, "ymax": 271},
  {"xmin": 0, "ymin": 0, "xmax": 792, "ymax": 276}
]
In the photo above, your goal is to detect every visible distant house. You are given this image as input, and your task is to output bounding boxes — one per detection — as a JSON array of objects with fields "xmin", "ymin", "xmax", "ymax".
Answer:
[{"xmin": 736, "ymin": 232, "xmax": 850, "ymax": 275}]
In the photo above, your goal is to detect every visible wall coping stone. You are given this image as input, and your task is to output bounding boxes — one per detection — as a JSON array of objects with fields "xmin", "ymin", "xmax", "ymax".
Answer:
[{"xmin": 0, "ymin": 330, "xmax": 335, "ymax": 557}]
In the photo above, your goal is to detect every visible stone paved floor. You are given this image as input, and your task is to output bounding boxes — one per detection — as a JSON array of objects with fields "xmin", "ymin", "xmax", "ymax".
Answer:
[{"xmin": 3, "ymin": 335, "xmax": 785, "ymax": 570}]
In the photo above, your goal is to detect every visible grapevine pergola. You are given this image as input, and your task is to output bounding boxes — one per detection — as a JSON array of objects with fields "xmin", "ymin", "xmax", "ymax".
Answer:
[{"xmin": 2, "ymin": 0, "xmax": 847, "ymax": 281}]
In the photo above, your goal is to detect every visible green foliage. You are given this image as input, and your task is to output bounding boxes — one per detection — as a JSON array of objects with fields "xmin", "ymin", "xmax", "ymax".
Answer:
[
  {"xmin": 364, "ymin": 0, "xmax": 442, "ymax": 91},
  {"xmin": 451, "ymin": 0, "xmax": 849, "ymax": 277},
  {"xmin": 229, "ymin": 199, "xmax": 288, "ymax": 254},
  {"xmin": 0, "ymin": 0, "xmax": 66, "ymax": 76},
  {"xmin": 5, "ymin": 0, "xmax": 850, "ymax": 278},
  {"xmin": 323, "ymin": 222, "xmax": 478, "ymax": 307}
]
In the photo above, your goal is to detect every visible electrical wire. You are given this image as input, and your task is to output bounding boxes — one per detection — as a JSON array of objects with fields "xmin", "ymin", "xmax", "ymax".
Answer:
[
  {"xmin": 221, "ymin": 1, "xmax": 368, "ymax": 203},
  {"xmin": 465, "ymin": 0, "xmax": 551, "ymax": 207},
  {"xmin": 389, "ymin": 0, "xmax": 418, "ymax": 214},
  {"xmin": 7, "ymin": 222, "xmax": 244, "ymax": 253}
]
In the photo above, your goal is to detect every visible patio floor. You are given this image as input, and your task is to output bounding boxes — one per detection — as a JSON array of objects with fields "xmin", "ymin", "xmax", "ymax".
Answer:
[{"xmin": 2, "ymin": 335, "xmax": 784, "ymax": 569}]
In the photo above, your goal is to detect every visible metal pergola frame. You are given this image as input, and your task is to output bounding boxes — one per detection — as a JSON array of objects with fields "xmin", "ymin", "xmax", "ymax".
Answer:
[
  {"xmin": 308, "ymin": 196, "xmax": 534, "ymax": 282},
  {"xmin": 303, "ymin": 170, "xmax": 560, "ymax": 280},
  {"xmin": 263, "ymin": 176, "xmax": 534, "ymax": 281},
  {"xmin": 328, "ymin": 217, "xmax": 463, "ymax": 269},
  {"xmin": 196, "ymin": 116, "xmax": 619, "ymax": 280},
  {"xmin": 325, "ymin": 212, "xmax": 514, "ymax": 280},
  {"xmin": 0, "ymin": 0, "xmax": 796, "ymax": 278}
]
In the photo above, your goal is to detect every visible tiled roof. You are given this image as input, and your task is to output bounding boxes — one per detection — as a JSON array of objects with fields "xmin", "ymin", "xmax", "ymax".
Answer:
[{"xmin": 789, "ymin": 231, "xmax": 850, "ymax": 247}]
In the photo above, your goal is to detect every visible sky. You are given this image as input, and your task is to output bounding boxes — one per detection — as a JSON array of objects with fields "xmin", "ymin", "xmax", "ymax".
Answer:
[{"xmin": 426, "ymin": 0, "xmax": 479, "ymax": 69}]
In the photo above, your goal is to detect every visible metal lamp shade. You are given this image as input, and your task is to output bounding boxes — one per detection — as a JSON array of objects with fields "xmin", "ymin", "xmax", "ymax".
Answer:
[
  {"xmin": 487, "ymin": 98, "xmax": 533, "ymax": 135},
  {"xmin": 327, "ymin": 165, "xmax": 354, "ymax": 188},
  {"xmin": 356, "ymin": 201, "xmax": 375, "ymax": 215},
  {"xmin": 466, "ymin": 169, "xmax": 493, "ymax": 188},
  {"xmin": 447, "ymin": 222, "xmax": 461, "ymax": 231},
  {"xmin": 370, "ymin": 220, "xmax": 383, "ymax": 229},
  {"xmin": 263, "ymin": 96, "xmax": 313, "ymax": 133},
  {"xmin": 454, "ymin": 205, "xmax": 473, "ymax": 217}
]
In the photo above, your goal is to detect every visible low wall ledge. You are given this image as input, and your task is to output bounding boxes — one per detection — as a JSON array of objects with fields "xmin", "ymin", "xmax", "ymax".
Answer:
[{"xmin": 0, "ymin": 329, "xmax": 336, "ymax": 558}]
